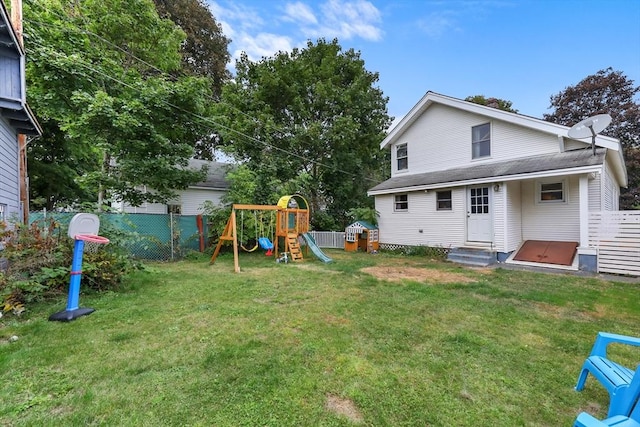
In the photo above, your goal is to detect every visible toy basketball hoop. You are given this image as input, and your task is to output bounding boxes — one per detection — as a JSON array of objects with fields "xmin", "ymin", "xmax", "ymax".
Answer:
[{"xmin": 49, "ymin": 214, "xmax": 109, "ymax": 322}]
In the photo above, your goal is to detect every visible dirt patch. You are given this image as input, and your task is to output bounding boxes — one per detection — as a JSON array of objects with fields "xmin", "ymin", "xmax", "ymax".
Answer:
[
  {"xmin": 325, "ymin": 394, "xmax": 363, "ymax": 423},
  {"xmin": 361, "ymin": 266, "xmax": 477, "ymax": 284}
]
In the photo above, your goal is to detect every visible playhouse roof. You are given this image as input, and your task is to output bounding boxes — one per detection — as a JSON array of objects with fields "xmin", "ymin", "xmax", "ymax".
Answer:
[{"xmin": 347, "ymin": 220, "xmax": 377, "ymax": 230}]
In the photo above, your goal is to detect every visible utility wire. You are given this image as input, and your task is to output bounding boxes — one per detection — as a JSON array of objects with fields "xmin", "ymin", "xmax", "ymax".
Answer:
[{"xmin": 23, "ymin": 2, "xmax": 385, "ymax": 184}]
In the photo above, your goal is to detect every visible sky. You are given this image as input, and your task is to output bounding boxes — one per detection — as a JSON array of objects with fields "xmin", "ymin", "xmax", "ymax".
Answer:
[{"xmin": 207, "ymin": 0, "xmax": 640, "ymax": 127}]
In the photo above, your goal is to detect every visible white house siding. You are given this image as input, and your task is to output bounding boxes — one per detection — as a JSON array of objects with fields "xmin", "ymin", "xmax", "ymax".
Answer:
[
  {"xmin": 179, "ymin": 188, "xmax": 225, "ymax": 215},
  {"xmin": 588, "ymin": 172, "xmax": 602, "ymax": 212},
  {"xmin": 115, "ymin": 188, "xmax": 225, "ymax": 215},
  {"xmin": 521, "ymin": 176, "xmax": 581, "ymax": 242},
  {"xmin": 564, "ymin": 139, "xmax": 589, "ymax": 151},
  {"xmin": 503, "ymin": 181, "xmax": 523, "ymax": 253},
  {"xmin": 603, "ymin": 164, "xmax": 619, "ymax": 211},
  {"xmin": 375, "ymin": 190, "xmax": 466, "ymax": 247},
  {"xmin": 492, "ymin": 185, "xmax": 506, "ymax": 251},
  {"xmin": 0, "ymin": 118, "xmax": 19, "ymax": 220},
  {"xmin": 390, "ymin": 104, "xmax": 562, "ymax": 178}
]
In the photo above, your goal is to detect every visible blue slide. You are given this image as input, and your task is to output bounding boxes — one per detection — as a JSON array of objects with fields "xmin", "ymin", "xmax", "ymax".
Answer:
[{"xmin": 301, "ymin": 233, "xmax": 333, "ymax": 263}]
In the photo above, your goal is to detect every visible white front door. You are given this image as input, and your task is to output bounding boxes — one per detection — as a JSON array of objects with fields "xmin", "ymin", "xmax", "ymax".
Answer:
[{"xmin": 467, "ymin": 186, "xmax": 492, "ymax": 242}]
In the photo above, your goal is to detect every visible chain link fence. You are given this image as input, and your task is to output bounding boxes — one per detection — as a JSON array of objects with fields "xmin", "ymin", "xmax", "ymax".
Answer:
[{"xmin": 29, "ymin": 211, "xmax": 208, "ymax": 261}]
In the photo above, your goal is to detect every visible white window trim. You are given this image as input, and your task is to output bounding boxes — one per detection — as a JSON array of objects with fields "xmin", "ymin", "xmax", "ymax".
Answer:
[
  {"xmin": 471, "ymin": 122, "xmax": 491, "ymax": 160},
  {"xmin": 436, "ymin": 190, "xmax": 453, "ymax": 211},
  {"xmin": 536, "ymin": 179, "xmax": 567, "ymax": 204},
  {"xmin": 396, "ymin": 143, "xmax": 408, "ymax": 172},
  {"xmin": 394, "ymin": 194, "xmax": 408, "ymax": 212}
]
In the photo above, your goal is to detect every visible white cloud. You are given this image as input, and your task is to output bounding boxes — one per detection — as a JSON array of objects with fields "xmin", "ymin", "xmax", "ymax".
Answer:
[
  {"xmin": 233, "ymin": 33, "xmax": 294, "ymax": 62},
  {"xmin": 283, "ymin": 2, "xmax": 318, "ymax": 25},
  {"xmin": 313, "ymin": 0, "xmax": 383, "ymax": 41},
  {"xmin": 207, "ymin": 0, "xmax": 383, "ymax": 67}
]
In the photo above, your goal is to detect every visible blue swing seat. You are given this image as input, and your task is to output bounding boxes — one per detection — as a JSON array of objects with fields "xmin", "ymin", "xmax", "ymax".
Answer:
[{"xmin": 258, "ymin": 237, "xmax": 273, "ymax": 250}]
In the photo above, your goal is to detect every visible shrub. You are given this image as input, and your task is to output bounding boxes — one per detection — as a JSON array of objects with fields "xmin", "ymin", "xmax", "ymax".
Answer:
[{"xmin": 0, "ymin": 217, "xmax": 140, "ymax": 316}]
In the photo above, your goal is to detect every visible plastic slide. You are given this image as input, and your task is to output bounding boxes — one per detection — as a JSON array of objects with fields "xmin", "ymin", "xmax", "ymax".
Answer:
[{"xmin": 301, "ymin": 233, "xmax": 333, "ymax": 263}]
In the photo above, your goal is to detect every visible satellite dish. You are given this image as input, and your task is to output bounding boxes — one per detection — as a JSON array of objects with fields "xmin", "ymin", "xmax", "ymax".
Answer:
[{"xmin": 567, "ymin": 114, "xmax": 612, "ymax": 155}]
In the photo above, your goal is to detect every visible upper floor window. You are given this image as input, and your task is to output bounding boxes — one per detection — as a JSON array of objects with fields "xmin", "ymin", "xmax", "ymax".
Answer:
[
  {"xmin": 394, "ymin": 194, "xmax": 408, "ymax": 212},
  {"xmin": 472, "ymin": 123, "xmax": 491, "ymax": 159},
  {"xmin": 436, "ymin": 190, "xmax": 452, "ymax": 211},
  {"xmin": 396, "ymin": 143, "xmax": 408, "ymax": 171},
  {"xmin": 538, "ymin": 181, "xmax": 565, "ymax": 203}
]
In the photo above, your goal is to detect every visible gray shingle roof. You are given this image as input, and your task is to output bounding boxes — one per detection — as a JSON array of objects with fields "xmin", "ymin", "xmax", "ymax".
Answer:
[
  {"xmin": 369, "ymin": 148, "xmax": 605, "ymax": 193},
  {"xmin": 188, "ymin": 159, "xmax": 231, "ymax": 189}
]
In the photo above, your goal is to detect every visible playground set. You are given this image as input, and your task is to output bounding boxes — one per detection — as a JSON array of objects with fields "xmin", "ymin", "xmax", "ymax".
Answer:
[{"xmin": 210, "ymin": 194, "xmax": 332, "ymax": 272}]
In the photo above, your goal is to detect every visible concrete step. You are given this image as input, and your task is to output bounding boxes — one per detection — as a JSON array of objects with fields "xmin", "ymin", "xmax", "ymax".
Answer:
[{"xmin": 448, "ymin": 247, "xmax": 496, "ymax": 267}]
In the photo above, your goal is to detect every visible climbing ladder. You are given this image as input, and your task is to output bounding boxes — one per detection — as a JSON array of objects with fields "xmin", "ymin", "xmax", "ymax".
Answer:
[{"xmin": 287, "ymin": 233, "xmax": 303, "ymax": 261}]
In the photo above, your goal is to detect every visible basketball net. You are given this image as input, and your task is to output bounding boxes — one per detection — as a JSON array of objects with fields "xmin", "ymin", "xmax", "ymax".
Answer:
[{"xmin": 75, "ymin": 234, "xmax": 110, "ymax": 253}]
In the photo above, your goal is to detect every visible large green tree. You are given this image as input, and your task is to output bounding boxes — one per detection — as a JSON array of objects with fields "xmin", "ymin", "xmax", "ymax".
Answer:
[
  {"xmin": 217, "ymin": 39, "xmax": 391, "ymax": 229},
  {"xmin": 24, "ymin": 0, "xmax": 218, "ymax": 209},
  {"xmin": 152, "ymin": 0, "xmax": 230, "ymax": 98},
  {"xmin": 543, "ymin": 68, "xmax": 640, "ymax": 209}
]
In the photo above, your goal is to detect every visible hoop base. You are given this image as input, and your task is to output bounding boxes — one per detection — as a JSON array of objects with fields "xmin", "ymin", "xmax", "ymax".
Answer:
[{"xmin": 49, "ymin": 307, "xmax": 95, "ymax": 322}]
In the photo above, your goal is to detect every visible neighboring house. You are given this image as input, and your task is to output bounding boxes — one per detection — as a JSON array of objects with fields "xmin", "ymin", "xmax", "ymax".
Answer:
[
  {"xmin": 0, "ymin": 2, "xmax": 41, "ymax": 223},
  {"xmin": 112, "ymin": 159, "xmax": 230, "ymax": 215},
  {"xmin": 368, "ymin": 92, "xmax": 627, "ymax": 271}
]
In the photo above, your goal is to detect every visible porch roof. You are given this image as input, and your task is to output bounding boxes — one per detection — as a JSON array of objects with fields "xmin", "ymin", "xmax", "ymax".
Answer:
[{"xmin": 368, "ymin": 148, "xmax": 605, "ymax": 195}]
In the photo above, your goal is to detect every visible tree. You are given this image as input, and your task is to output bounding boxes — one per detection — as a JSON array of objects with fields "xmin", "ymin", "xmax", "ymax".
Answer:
[
  {"xmin": 152, "ymin": 0, "xmax": 230, "ymax": 99},
  {"xmin": 24, "ymin": 0, "xmax": 217, "ymax": 209},
  {"xmin": 465, "ymin": 95, "xmax": 518, "ymax": 113},
  {"xmin": 217, "ymin": 39, "xmax": 391, "ymax": 229},
  {"xmin": 544, "ymin": 68, "xmax": 640, "ymax": 209}
]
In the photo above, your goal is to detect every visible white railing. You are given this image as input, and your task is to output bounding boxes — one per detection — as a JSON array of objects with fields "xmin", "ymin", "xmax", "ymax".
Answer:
[
  {"xmin": 589, "ymin": 211, "xmax": 640, "ymax": 276},
  {"xmin": 307, "ymin": 231, "xmax": 345, "ymax": 249}
]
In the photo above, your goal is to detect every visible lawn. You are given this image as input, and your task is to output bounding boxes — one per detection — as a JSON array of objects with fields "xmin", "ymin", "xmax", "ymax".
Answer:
[{"xmin": 1, "ymin": 250, "xmax": 639, "ymax": 426}]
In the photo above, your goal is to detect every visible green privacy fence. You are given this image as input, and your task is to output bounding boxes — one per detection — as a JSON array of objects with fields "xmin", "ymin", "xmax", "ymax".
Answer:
[{"xmin": 29, "ymin": 212, "xmax": 209, "ymax": 261}]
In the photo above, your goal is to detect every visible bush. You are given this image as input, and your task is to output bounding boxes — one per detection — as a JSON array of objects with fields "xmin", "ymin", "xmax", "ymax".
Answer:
[{"xmin": 0, "ymin": 217, "xmax": 140, "ymax": 317}]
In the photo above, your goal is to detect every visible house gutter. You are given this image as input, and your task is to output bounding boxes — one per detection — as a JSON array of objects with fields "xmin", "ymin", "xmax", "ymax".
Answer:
[{"xmin": 367, "ymin": 164, "xmax": 603, "ymax": 196}]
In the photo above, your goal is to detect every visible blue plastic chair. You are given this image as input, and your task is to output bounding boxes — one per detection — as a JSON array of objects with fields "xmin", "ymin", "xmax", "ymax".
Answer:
[
  {"xmin": 573, "ymin": 389, "xmax": 640, "ymax": 427},
  {"xmin": 576, "ymin": 332, "xmax": 640, "ymax": 417}
]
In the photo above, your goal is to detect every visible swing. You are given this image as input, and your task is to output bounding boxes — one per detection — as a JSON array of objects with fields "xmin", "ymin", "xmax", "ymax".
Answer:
[
  {"xmin": 257, "ymin": 211, "xmax": 274, "ymax": 256},
  {"xmin": 239, "ymin": 210, "xmax": 259, "ymax": 252}
]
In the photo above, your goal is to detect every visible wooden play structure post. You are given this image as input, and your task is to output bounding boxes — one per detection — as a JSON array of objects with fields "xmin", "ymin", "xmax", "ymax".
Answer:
[{"xmin": 210, "ymin": 195, "xmax": 311, "ymax": 272}]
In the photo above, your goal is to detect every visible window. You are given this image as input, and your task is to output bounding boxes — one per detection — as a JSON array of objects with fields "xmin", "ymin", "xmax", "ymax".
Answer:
[
  {"xmin": 396, "ymin": 143, "xmax": 408, "ymax": 170},
  {"xmin": 167, "ymin": 204, "xmax": 182, "ymax": 214},
  {"xmin": 472, "ymin": 123, "xmax": 491, "ymax": 159},
  {"xmin": 436, "ymin": 190, "xmax": 452, "ymax": 211},
  {"xmin": 394, "ymin": 194, "xmax": 408, "ymax": 211},
  {"xmin": 539, "ymin": 181, "xmax": 565, "ymax": 203},
  {"xmin": 0, "ymin": 204, "xmax": 5, "ymax": 222},
  {"xmin": 470, "ymin": 187, "xmax": 490, "ymax": 213}
]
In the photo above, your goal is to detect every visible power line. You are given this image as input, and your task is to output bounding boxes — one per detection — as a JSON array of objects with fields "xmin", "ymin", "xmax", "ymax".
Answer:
[{"xmin": 23, "ymin": 1, "xmax": 384, "ymax": 184}]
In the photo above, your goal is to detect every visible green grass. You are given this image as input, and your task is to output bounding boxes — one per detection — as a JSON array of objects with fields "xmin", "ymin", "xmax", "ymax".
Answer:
[{"xmin": 1, "ymin": 250, "xmax": 639, "ymax": 426}]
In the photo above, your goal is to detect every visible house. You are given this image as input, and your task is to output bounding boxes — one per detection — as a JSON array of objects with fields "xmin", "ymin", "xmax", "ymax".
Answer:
[
  {"xmin": 367, "ymin": 92, "xmax": 627, "ymax": 271},
  {"xmin": 0, "ymin": 2, "xmax": 41, "ymax": 223},
  {"xmin": 112, "ymin": 159, "xmax": 230, "ymax": 215}
]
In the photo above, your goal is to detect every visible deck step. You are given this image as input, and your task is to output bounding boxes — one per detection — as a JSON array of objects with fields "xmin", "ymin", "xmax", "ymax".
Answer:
[{"xmin": 448, "ymin": 247, "xmax": 496, "ymax": 267}]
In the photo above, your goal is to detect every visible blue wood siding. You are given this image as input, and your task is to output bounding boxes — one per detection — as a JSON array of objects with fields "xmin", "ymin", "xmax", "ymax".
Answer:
[
  {"xmin": 0, "ymin": 52, "xmax": 21, "ymax": 101},
  {"xmin": 0, "ymin": 117, "xmax": 20, "ymax": 220}
]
